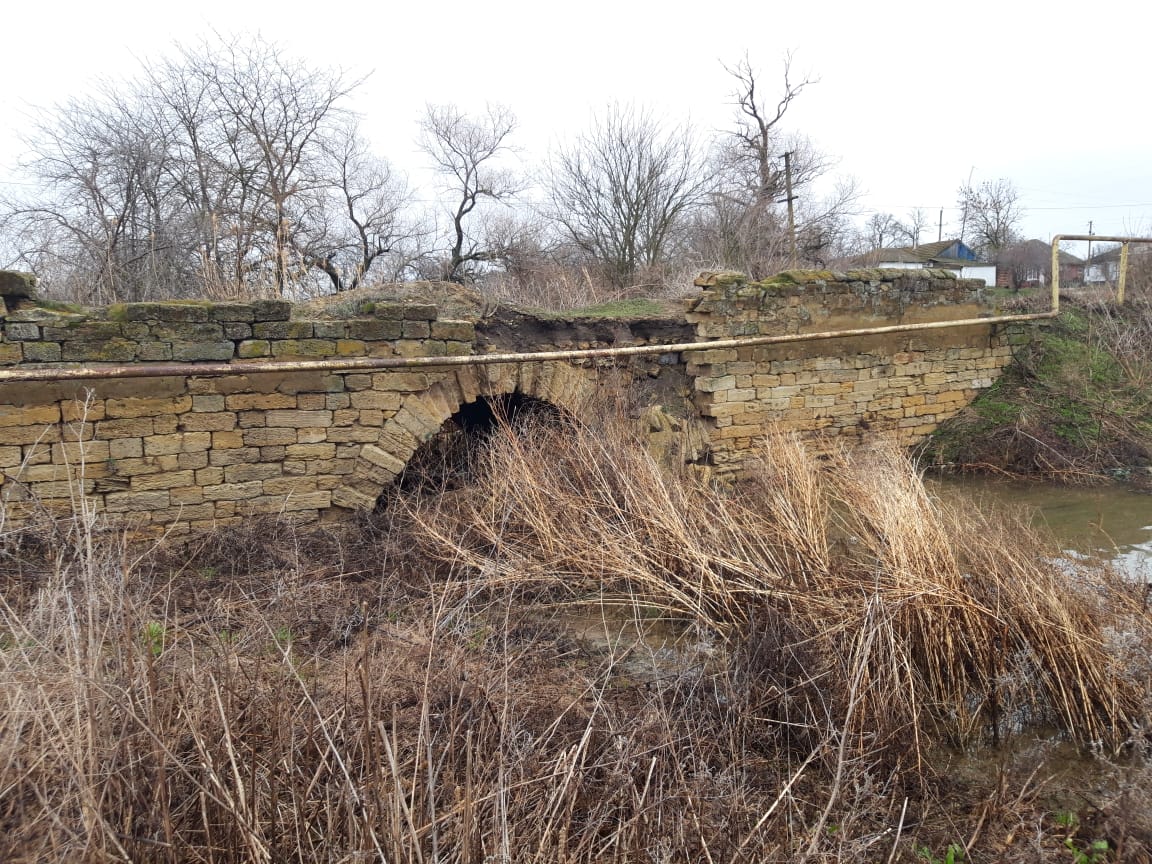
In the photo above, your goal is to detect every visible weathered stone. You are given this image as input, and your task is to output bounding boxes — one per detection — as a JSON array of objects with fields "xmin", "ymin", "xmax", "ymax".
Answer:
[
  {"xmin": 237, "ymin": 340, "xmax": 271, "ymax": 358},
  {"xmin": 208, "ymin": 303, "xmax": 257, "ymax": 323},
  {"xmin": 62, "ymin": 340, "xmax": 137, "ymax": 362},
  {"xmin": 171, "ymin": 341, "xmax": 235, "ymax": 361},
  {"xmin": 5, "ymin": 323, "xmax": 40, "ymax": 341},
  {"xmin": 265, "ymin": 409, "xmax": 332, "ymax": 428},
  {"xmin": 150, "ymin": 322, "xmax": 223, "ymax": 342},
  {"xmin": 270, "ymin": 339, "xmax": 336, "ymax": 357},
  {"xmin": 0, "ymin": 271, "xmax": 38, "ymax": 300},
  {"xmin": 223, "ymin": 323, "xmax": 252, "ymax": 340},
  {"xmin": 253, "ymin": 320, "xmax": 313, "ymax": 339},
  {"xmin": 349, "ymin": 319, "xmax": 402, "ymax": 341},
  {"xmin": 251, "ymin": 299, "xmax": 292, "ymax": 322},
  {"xmin": 430, "ymin": 320, "xmax": 475, "ymax": 341}
]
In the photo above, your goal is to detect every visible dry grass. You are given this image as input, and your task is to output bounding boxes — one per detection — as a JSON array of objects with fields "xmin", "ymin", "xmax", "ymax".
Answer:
[{"xmin": 1, "ymin": 404, "xmax": 1151, "ymax": 862}]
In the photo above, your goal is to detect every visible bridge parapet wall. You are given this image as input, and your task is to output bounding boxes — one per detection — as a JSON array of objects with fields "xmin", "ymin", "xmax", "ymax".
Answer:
[{"xmin": 685, "ymin": 269, "xmax": 1030, "ymax": 472}]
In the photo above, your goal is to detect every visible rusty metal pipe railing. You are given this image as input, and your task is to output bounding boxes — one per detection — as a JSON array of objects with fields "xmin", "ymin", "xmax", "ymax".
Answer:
[
  {"xmin": 1051, "ymin": 234, "xmax": 1152, "ymax": 308},
  {"xmin": 0, "ymin": 311, "xmax": 1056, "ymax": 383}
]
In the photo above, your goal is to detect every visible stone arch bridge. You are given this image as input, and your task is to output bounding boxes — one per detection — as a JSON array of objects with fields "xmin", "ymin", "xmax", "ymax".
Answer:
[{"xmin": 0, "ymin": 269, "xmax": 1048, "ymax": 535}]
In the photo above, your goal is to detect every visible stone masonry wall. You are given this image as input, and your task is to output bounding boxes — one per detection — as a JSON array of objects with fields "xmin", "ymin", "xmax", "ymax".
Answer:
[
  {"xmin": 0, "ymin": 269, "xmax": 1040, "ymax": 532},
  {"xmin": 685, "ymin": 269, "xmax": 1031, "ymax": 474},
  {"xmin": 0, "ymin": 273, "xmax": 613, "ymax": 534}
]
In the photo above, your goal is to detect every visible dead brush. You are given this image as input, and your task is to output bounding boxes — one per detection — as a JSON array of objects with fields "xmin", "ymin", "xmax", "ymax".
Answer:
[
  {"xmin": 1, "ymin": 401, "xmax": 1151, "ymax": 862},
  {"xmin": 408, "ymin": 408, "xmax": 1152, "ymax": 772}
]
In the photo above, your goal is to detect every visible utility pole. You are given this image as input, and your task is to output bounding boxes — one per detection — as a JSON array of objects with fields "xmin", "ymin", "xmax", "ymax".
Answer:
[
  {"xmin": 938, "ymin": 208, "xmax": 944, "ymax": 243},
  {"xmin": 779, "ymin": 151, "xmax": 798, "ymax": 268},
  {"xmin": 1086, "ymin": 220, "xmax": 1094, "ymax": 280}
]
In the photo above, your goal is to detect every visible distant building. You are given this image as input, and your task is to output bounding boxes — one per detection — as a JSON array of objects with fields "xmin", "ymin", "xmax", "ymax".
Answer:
[
  {"xmin": 1085, "ymin": 245, "xmax": 1123, "ymax": 284},
  {"xmin": 857, "ymin": 239, "xmax": 996, "ymax": 285},
  {"xmin": 994, "ymin": 239, "xmax": 1084, "ymax": 290}
]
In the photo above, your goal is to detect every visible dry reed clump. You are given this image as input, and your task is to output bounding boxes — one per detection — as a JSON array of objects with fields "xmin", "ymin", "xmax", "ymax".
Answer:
[{"xmin": 409, "ymin": 410, "xmax": 1152, "ymax": 771}]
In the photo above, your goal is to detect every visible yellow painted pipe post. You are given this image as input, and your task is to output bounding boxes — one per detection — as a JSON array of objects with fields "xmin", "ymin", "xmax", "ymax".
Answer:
[
  {"xmin": 1118, "ymin": 242, "xmax": 1130, "ymax": 304},
  {"xmin": 1051, "ymin": 235, "xmax": 1062, "ymax": 312}
]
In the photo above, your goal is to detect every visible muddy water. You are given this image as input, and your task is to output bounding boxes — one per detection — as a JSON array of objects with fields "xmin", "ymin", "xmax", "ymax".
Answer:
[
  {"xmin": 563, "ymin": 478, "xmax": 1152, "ymax": 676},
  {"xmin": 930, "ymin": 475, "xmax": 1152, "ymax": 581}
]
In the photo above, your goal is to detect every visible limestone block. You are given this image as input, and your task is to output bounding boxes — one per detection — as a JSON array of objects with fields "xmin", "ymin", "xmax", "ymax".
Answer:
[
  {"xmin": 237, "ymin": 340, "xmax": 271, "ymax": 358},
  {"xmin": 401, "ymin": 320, "xmax": 430, "ymax": 339},
  {"xmin": 62, "ymin": 340, "xmax": 136, "ymax": 362},
  {"xmin": 313, "ymin": 321, "xmax": 349, "ymax": 339},
  {"xmin": 190, "ymin": 395, "xmax": 226, "ymax": 412},
  {"xmin": 105, "ymin": 491, "xmax": 170, "ymax": 512},
  {"xmin": 371, "ymin": 372, "xmax": 427, "ymax": 392},
  {"xmin": 261, "ymin": 476, "xmax": 321, "ymax": 495},
  {"xmin": 169, "ymin": 342, "xmax": 234, "ymax": 362},
  {"xmin": 178, "ymin": 412, "xmax": 237, "ymax": 432},
  {"xmin": 97, "ymin": 418, "xmax": 155, "ymax": 439},
  {"xmin": 264, "ymin": 409, "xmax": 332, "ymax": 428},
  {"xmin": 224, "ymin": 463, "xmax": 281, "ymax": 483},
  {"xmin": 243, "ymin": 428, "xmax": 297, "ymax": 446},
  {"xmin": 143, "ymin": 432, "xmax": 211, "ymax": 456},
  {"xmin": 238, "ymin": 411, "xmax": 267, "ymax": 428},
  {"xmin": 251, "ymin": 300, "xmax": 292, "ymax": 322},
  {"xmin": 285, "ymin": 443, "xmax": 336, "ymax": 460},
  {"xmin": 271, "ymin": 339, "xmax": 336, "ymax": 357},
  {"xmin": 209, "ymin": 447, "xmax": 262, "ymax": 466},
  {"xmin": 211, "ymin": 430, "xmax": 245, "ymax": 449},
  {"xmin": 294, "ymin": 394, "xmax": 325, "ymax": 410},
  {"xmin": 106, "ymin": 396, "xmax": 193, "ymax": 419},
  {"xmin": 22, "ymin": 342, "xmax": 61, "ymax": 362},
  {"xmin": 430, "ymin": 320, "xmax": 475, "ymax": 341},
  {"xmin": 5, "ymin": 323, "xmax": 40, "ymax": 341},
  {"xmin": 131, "ymin": 470, "xmax": 196, "ymax": 491},
  {"xmin": 331, "ymin": 484, "xmax": 377, "ymax": 510},
  {"xmin": 349, "ymin": 319, "xmax": 402, "ymax": 341},
  {"xmin": 0, "ymin": 404, "xmax": 60, "ymax": 427},
  {"xmin": 350, "ymin": 390, "xmax": 403, "ymax": 411},
  {"xmin": 177, "ymin": 451, "xmax": 209, "ymax": 470},
  {"xmin": 694, "ymin": 375, "xmax": 736, "ymax": 393},
  {"xmin": 202, "ymin": 481, "xmax": 265, "ymax": 501},
  {"xmin": 254, "ymin": 321, "xmax": 313, "ymax": 339},
  {"xmin": 225, "ymin": 393, "xmax": 298, "ymax": 410}
]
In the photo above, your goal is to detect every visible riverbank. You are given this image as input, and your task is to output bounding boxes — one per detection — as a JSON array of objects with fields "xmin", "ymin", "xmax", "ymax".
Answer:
[
  {"xmin": 2, "ymin": 404, "xmax": 1150, "ymax": 862},
  {"xmin": 927, "ymin": 293, "xmax": 1152, "ymax": 485}
]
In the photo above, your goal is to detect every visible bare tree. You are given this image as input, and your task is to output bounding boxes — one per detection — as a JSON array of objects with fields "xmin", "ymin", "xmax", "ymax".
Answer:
[
  {"xmin": 688, "ymin": 53, "xmax": 857, "ymax": 276},
  {"xmin": 182, "ymin": 36, "xmax": 359, "ymax": 294},
  {"xmin": 419, "ymin": 103, "xmax": 519, "ymax": 283},
  {"xmin": 546, "ymin": 104, "xmax": 710, "ymax": 289},
  {"xmin": 293, "ymin": 120, "xmax": 424, "ymax": 291},
  {"xmin": 721, "ymin": 51, "xmax": 814, "ymax": 208},
  {"xmin": 958, "ymin": 178, "xmax": 1023, "ymax": 257},
  {"xmin": 898, "ymin": 207, "xmax": 931, "ymax": 248},
  {"xmin": 864, "ymin": 213, "xmax": 904, "ymax": 250},
  {"xmin": 1, "ymin": 34, "xmax": 407, "ymax": 301}
]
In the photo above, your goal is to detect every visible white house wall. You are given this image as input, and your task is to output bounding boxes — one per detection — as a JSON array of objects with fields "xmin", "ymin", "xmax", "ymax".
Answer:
[{"xmin": 960, "ymin": 265, "xmax": 995, "ymax": 286}]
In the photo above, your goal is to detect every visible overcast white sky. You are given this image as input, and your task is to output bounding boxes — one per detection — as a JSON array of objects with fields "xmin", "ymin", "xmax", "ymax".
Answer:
[{"xmin": 2, "ymin": 0, "xmax": 1149, "ymax": 257}]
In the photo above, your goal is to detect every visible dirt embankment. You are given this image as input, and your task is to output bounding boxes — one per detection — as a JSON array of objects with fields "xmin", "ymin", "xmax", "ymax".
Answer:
[{"xmin": 927, "ymin": 298, "xmax": 1152, "ymax": 485}]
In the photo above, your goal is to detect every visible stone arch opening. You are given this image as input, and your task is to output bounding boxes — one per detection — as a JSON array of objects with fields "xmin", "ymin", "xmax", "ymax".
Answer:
[
  {"xmin": 387, "ymin": 392, "xmax": 564, "ymax": 500},
  {"xmin": 334, "ymin": 361, "xmax": 601, "ymax": 512}
]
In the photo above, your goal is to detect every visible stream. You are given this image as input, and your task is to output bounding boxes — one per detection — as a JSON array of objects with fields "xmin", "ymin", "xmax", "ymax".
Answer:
[{"xmin": 930, "ymin": 475, "xmax": 1152, "ymax": 581}]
